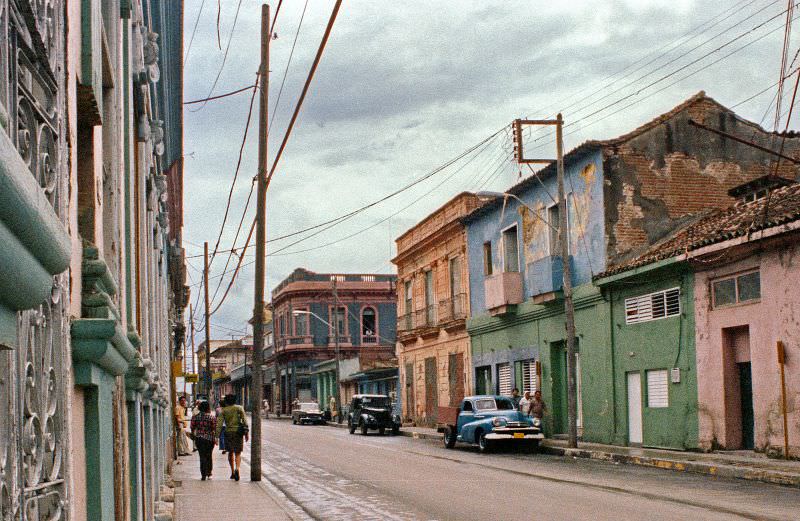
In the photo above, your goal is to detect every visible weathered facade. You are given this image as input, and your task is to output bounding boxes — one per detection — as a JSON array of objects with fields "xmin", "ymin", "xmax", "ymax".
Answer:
[
  {"xmin": 0, "ymin": 1, "xmax": 185, "ymax": 520},
  {"xmin": 465, "ymin": 92, "xmax": 800, "ymax": 445},
  {"xmin": 268, "ymin": 268, "xmax": 397, "ymax": 414},
  {"xmin": 392, "ymin": 193, "xmax": 481, "ymax": 425}
]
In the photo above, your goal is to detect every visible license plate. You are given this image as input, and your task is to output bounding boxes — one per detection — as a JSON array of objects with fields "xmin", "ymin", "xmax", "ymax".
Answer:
[{"xmin": 513, "ymin": 433, "xmax": 524, "ymax": 439}]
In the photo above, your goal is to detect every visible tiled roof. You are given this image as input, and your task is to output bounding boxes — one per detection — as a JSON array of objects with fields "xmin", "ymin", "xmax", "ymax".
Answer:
[{"xmin": 598, "ymin": 183, "xmax": 800, "ymax": 277}]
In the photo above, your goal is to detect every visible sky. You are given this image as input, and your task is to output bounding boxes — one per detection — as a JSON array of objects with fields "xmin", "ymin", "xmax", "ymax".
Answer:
[{"xmin": 182, "ymin": 0, "xmax": 793, "ymax": 344}]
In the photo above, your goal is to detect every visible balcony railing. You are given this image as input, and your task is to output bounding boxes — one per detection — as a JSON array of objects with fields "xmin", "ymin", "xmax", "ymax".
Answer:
[
  {"xmin": 326, "ymin": 335, "xmax": 351, "ymax": 345},
  {"xmin": 276, "ymin": 335, "xmax": 313, "ymax": 350},
  {"xmin": 438, "ymin": 293, "xmax": 467, "ymax": 323},
  {"xmin": 484, "ymin": 272, "xmax": 523, "ymax": 311},
  {"xmin": 361, "ymin": 334, "xmax": 378, "ymax": 344}
]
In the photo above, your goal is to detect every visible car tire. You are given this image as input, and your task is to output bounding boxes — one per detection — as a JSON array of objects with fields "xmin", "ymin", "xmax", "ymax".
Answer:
[
  {"xmin": 348, "ymin": 420, "xmax": 356, "ymax": 434},
  {"xmin": 292, "ymin": 417, "xmax": 297, "ymax": 425},
  {"xmin": 527, "ymin": 440, "xmax": 540, "ymax": 454},
  {"xmin": 391, "ymin": 425, "xmax": 400, "ymax": 436},
  {"xmin": 478, "ymin": 431, "xmax": 491, "ymax": 453},
  {"xmin": 379, "ymin": 427, "xmax": 385, "ymax": 436},
  {"xmin": 360, "ymin": 421, "xmax": 368, "ymax": 436},
  {"xmin": 443, "ymin": 427, "xmax": 457, "ymax": 449}
]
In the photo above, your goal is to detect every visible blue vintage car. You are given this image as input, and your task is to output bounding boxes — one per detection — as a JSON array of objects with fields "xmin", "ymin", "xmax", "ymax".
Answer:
[{"xmin": 438, "ymin": 395, "xmax": 543, "ymax": 453}]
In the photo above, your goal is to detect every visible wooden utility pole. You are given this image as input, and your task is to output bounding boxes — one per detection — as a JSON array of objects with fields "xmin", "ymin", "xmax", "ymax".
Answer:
[
  {"xmin": 250, "ymin": 3, "xmax": 270, "ymax": 482},
  {"xmin": 333, "ymin": 278, "xmax": 341, "ymax": 418},
  {"xmin": 555, "ymin": 113, "xmax": 578, "ymax": 449},
  {"xmin": 188, "ymin": 304, "xmax": 196, "ymax": 396},
  {"xmin": 203, "ymin": 242, "xmax": 212, "ymax": 403},
  {"xmin": 778, "ymin": 341, "xmax": 790, "ymax": 458},
  {"xmin": 509, "ymin": 115, "xmax": 578, "ymax": 448}
]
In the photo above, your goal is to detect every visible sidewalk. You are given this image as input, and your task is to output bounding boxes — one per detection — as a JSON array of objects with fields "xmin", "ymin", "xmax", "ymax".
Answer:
[
  {"xmin": 324, "ymin": 420, "xmax": 800, "ymax": 487},
  {"xmin": 172, "ymin": 448, "xmax": 296, "ymax": 520}
]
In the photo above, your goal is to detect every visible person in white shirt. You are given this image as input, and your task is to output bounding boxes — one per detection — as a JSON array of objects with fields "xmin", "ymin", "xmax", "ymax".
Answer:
[{"xmin": 518, "ymin": 391, "xmax": 532, "ymax": 417}]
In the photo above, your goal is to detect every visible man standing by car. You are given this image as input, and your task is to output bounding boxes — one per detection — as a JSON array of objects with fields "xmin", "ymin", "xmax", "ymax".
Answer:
[
  {"xmin": 528, "ymin": 390, "xmax": 547, "ymax": 423},
  {"xmin": 510, "ymin": 388, "xmax": 521, "ymax": 410},
  {"xmin": 519, "ymin": 391, "xmax": 532, "ymax": 417}
]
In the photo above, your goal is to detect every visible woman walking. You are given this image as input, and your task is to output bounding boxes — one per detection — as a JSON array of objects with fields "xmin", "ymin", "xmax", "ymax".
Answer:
[
  {"xmin": 215, "ymin": 403, "xmax": 227, "ymax": 453},
  {"xmin": 215, "ymin": 394, "xmax": 248, "ymax": 481},
  {"xmin": 190, "ymin": 401, "xmax": 217, "ymax": 480}
]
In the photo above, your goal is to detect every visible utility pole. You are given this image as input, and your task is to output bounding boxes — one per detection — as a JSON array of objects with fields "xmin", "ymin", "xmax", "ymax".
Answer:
[
  {"xmin": 333, "ymin": 278, "xmax": 341, "ymax": 421},
  {"xmin": 509, "ymin": 115, "xmax": 578, "ymax": 448},
  {"xmin": 203, "ymin": 242, "xmax": 212, "ymax": 403},
  {"xmin": 555, "ymin": 113, "xmax": 578, "ymax": 449},
  {"xmin": 188, "ymin": 304, "xmax": 196, "ymax": 396},
  {"xmin": 250, "ymin": 3, "xmax": 270, "ymax": 482}
]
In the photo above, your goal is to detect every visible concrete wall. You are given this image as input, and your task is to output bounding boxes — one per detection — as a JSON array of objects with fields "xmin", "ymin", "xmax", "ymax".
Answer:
[{"xmin": 694, "ymin": 241, "xmax": 800, "ymax": 456}]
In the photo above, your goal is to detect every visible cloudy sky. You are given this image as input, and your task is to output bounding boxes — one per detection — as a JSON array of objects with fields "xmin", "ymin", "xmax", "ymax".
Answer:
[{"xmin": 182, "ymin": 0, "xmax": 791, "ymax": 342}]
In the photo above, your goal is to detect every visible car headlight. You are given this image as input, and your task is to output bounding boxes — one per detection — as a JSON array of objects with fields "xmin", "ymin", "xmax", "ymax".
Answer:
[
  {"xmin": 532, "ymin": 417, "xmax": 541, "ymax": 427},
  {"xmin": 366, "ymin": 415, "xmax": 375, "ymax": 421},
  {"xmin": 393, "ymin": 414, "xmax": 401, "ymax": 423},
  {"xmin": 492, "ymin": 417, "xmax": 508, "ymax": 427}
]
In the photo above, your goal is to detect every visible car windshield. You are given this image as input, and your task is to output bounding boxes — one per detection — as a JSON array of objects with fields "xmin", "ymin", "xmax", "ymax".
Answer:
[
  {"xmin": 496, "ymin": 398, "xmax": 515, "ymax": 410},
  {"xmin": 299, "ymin": 403, "xmax": 318, "ymax": 411},
  {"xmin": 474, "ymin": 398, "xmax": 497, "ymax": 411},
  {"xmin": 361, "ymin": 396, "xmax": 390, "ymax": 407}
]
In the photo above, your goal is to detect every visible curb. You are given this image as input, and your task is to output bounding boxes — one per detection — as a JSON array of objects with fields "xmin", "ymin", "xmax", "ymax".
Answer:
[
  {"xmin": 539, "ymin": 445, "xmax": 800, "ymax": 488},
  {"xmin": 325, "ymin": 421, "xmax": 442, "ymax": 441}
]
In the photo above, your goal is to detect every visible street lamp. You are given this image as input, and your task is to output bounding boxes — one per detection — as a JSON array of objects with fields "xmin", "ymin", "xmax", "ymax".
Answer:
[{"xmin": 292, "ymin": 309, "xmax": 341, "ymax": 422}]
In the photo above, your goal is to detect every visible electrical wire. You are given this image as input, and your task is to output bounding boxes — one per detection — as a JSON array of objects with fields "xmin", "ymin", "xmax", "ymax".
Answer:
[
  {"xmin": 183, "ymin": 84, "xmax": 256, "ymax": 105},
  {"xmin": 184, "ymin": 0, "xmax": 207, "ymax": 65},
  {"xmin": 269, "ymin": 0, "xmax": 310, "ymax": 133}
]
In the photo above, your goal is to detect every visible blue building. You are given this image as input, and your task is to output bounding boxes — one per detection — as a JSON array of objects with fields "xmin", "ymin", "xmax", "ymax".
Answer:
[{"xmin": 268, "ymin": 269, "xmax": 397, "ymax": 414}]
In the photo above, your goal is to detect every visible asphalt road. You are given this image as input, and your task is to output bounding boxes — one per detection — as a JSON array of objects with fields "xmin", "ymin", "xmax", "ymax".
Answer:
[{"xmin": 244, "ymin": 419, "xmax": 800, "ymax": 521}]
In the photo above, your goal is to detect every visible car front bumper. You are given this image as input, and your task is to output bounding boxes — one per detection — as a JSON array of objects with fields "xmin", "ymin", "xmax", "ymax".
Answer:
[{"xmin": 485, "ymin": 428, "xmax": 544, "ymax": 441}]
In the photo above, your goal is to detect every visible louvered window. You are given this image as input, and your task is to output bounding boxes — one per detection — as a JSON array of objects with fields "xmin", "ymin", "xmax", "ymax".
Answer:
[
  {"xmin": 647, "ymin": 370, "xmax": 669, "ymax": 408},
  {"xmin": 625, "ymin": 288, "xmax": 680, "ymax": 324},
  {"xmin": 498, "ymin": 363, "xmax": 512, "ymax": 396},
  {"xmin": 521, "ymin": 360, "xmax": 538, "ymax": 393}
]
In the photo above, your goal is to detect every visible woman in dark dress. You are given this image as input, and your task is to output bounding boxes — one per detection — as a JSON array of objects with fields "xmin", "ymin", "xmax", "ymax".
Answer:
[{"xmin": 190, "ymin": 401, "xmax": 217, "ymax": 480}]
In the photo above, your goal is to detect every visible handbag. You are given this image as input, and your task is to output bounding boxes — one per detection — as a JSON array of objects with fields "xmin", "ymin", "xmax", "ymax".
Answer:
[{"xmin": 236, "ymin": 407, "xmax": 249, "ymax": 436}]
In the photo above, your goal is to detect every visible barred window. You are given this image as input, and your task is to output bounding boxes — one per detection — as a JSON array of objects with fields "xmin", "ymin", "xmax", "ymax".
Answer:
[{"xmin": 625, "ymin": 288, "xmax": 680, "ymax": 324}]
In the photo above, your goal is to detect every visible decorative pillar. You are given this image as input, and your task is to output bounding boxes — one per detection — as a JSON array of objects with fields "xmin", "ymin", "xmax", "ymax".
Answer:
[{"xmin": 125, "ymin": 336, "xmax": 146, "ymax": 521}]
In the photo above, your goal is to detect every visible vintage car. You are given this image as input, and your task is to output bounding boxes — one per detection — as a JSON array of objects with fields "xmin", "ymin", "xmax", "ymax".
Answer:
[
  {"xmin": 347, "ymin": 394, "xmax": 402, "ymax": 435},
  {"xmin": 437, "ymin": 395, "xmax": 543, "ymax": 453},
  {"xmin": 292, "ymin": 402, "xmax": 325, "ymax": 425}
]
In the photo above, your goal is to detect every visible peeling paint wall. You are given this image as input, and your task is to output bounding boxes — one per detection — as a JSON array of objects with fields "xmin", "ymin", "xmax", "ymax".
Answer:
[
  {"xmin": 466, "ymin": 148, "xmax": 606, "ymax": 316},
  {"xmin": 604, "ymin": 98, "xmax": 800, "ymax": 266}
]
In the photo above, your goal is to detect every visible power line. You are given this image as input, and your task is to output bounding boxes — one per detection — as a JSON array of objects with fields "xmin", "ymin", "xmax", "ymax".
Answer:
[
  {"xmin": 184, "ymin": 0, "xmax": 207, "ymax": 65},
  {"xmin": 183, "ymin": 84, "xmax": 256, "ymax": 105},
  {"xmin": 269, "ymin": 0, "xmax": 310, "ymax": 133}
]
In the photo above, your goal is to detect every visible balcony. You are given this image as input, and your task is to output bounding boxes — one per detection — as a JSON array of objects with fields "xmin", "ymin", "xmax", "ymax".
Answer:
[
  {"xmin": 397, "ymin": 312, "xmax": 413, "ymax": 333},
  {"xmin": 527, "ymin": 255, "xmax": 575, "ymax": 301},
  {"xmin": 276, "ymin": 335, "xmax": 314, "ymax": 352},
  {"xmin": 361, "ymin": 334, "xmax": 378, "ymax": 344},
  {"xmin": 438, "ymin": 293, "xmax": 467, "ymax": 324},
  {"xmin": 484, "ymin": 272, "xmax": 523, "ymax": 313},
  {"xmin": 326, "ymin": 335, "xmax": 351, "ymax": 346}
]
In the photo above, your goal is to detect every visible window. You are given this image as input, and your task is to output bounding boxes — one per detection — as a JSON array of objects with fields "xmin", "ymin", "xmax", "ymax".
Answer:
[
  {"xmin": 404, "ymin": 280, "xmax": 412, "ymax": 312},
  {"xmin": 483, "ymin": 242, "xmax": 493, "ymax": 276},
  {"xmin": 361, "ymin": 307, "xmax": 377, "ymax": 343},
  {"xmin": 520, "ymin": 359, "xmax": 538, "ymax": 393},
  {"xmin": 502, "ymin": 225, "xmax": 520, "ymax": 272},
  {"xmin": 424, "ymin": 270, "xmax": 435, "ymax": 324},
  {"xmin": 548, "ymin": 204, "xmax": 560, "ymax": 255},
  {"xmin": 294, "ymin": 310, "xmax": 309, "ymax": 336},
  {"xmin": 330, "ymin": 307, "xmax": 346, "ymax": 336},
  {"xmin": 625, "ymin": 288, "xmax": 681, "ymax": 324},
  {"xmin": 449, "ymin": 256, "xmax": 461, "ymax": 296},
  {"xmin": 497, "ymin": 363, "xmax": 512, "ymax": 396},
  {"xmin": 647, "ymin": 370, "xmax": 669, "ymax": 408},
  {"xmin": 462, "ymin": 401, "xmax": 473, "ymax": 412},
  {"xmin": 712, "ymin": 271, "xmax": 760, "ymax": 307}
]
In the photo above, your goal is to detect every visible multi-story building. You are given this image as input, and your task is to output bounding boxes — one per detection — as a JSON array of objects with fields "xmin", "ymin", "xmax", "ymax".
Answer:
[
  {"xmin": 463, "ymin": 92, "xmax": 800, "ymax": 447},
  {"xmin": 392, "ymin": 192, "xmax": 482, "ymax": 425},
  {"xmin": 0, "ymin": 2, "xmax": 185, "ymax": 520},
  {"xmin": 196, "ymin": 338, "xmax": 250, "ymax": 402},
  {"xmin": 267, "ymin": 268, "xmax": 397, "ymax": 414}
]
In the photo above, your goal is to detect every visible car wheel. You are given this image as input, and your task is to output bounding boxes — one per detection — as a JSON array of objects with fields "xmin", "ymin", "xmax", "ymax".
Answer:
[
  {"xmin": 478, "ymin": 431, "xmax": 491, "ymax": 453},
  {"xmin": 348, "ymin": 420, "xmax": 356, "ymax": 434},
  {"xmin": 443, "ymin": 427, "xmax": 457, "ymax": 449},
  {"xmin": 391, "ymin": 425, "xmax": 400, "ymax": 436},
  {"xmin": 527, "ymin": 440, "xmax": 540, "ymax": 454},
  {"xmin": 360, "ymin": 421, "xmax": 368, "ymax": 436},
  {"xmin": 292, "ymin": 417, "xmax": 297, "ymax": 425},
  {"xmin": 379, "ymin": 427, "xmax": 385, "ymax": 436}
]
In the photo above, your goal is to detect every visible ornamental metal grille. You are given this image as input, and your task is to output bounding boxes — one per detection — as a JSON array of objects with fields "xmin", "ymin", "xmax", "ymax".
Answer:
[{"xmin": 0, "ymin": 1, "xmax": 69, "ymax": 520}]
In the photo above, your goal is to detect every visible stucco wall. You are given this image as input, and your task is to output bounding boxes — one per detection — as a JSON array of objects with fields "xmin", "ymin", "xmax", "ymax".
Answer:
[{"xmin": 694, "ymin": 243, "xmax": 800, "ymax": 456}]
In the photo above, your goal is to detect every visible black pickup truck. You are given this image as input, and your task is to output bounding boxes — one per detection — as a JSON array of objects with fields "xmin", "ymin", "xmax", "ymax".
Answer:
[{"xmin": 347, "ymin": 394, "xmax": 401, "ymax": 436}]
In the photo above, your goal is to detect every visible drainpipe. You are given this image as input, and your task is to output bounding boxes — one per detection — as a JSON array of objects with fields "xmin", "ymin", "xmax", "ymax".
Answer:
[{"xmin": 608, "ymin": 286, "xmax": 618, "ymax": 444}]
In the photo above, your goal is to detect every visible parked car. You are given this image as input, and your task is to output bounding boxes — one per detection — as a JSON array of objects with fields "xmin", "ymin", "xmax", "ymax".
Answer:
[
  {"xmin": 292, "ymin": 402, "xmax": 325, "ymax": 425},
  {"xmin": 437, "ymin": 395, "xmax": 543, "ymax": 453},
  {"xmin": 347, "ymin": 394, "xmax": 402, "ymax": 435}
]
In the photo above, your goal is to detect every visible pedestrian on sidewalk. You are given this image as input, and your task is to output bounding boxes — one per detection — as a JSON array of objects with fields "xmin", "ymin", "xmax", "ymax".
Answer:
[
  {"xmin": 528, "ymin": 390, "xmax": 547, "ymax": 425},
  {"xmin": 216, "ymin": 394, "xmax": 248, "ymax": 481},
  {"xmin": 519, "ymin": 391, "xmax": 532, "ymax": 417},
  {"xmin": 215, "ymin": 403, "xmax": 227, "ymax": 453},
  {"xmin": 329, "ymin": 395, "xmax": 337, "ymax": 423},
  {"xmin": 175, "ymin": 396, "xmax": 191, "ymax": 456},
  {"xmin": 263, "ymin": 398, "xmax": 270, "ymax": 419},
  {"xmin": 190, "ymin": 401, "xmax": 217, "ymax": 480}
]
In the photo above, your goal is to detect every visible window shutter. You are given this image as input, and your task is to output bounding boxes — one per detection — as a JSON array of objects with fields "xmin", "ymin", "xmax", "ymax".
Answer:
[
  {"xmin": 498, "ymin": 363, "xmax": 512, "ymax": 396},
  {"xmin": 521, "ymin": 360, "xmax": 537, "ymax": 393},
  {"xmin": 625, "ymin": 288, "xmax": 681, "ymax": 324},
  {"xmin": 647, "ymin": 370, "xmax": 669, "ymax": 408}
]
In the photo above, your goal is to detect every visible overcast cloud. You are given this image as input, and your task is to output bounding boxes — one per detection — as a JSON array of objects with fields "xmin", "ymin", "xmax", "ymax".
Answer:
[{"xmin": 182, "ymin": 0, "xmax": 790, "ymax": 342}]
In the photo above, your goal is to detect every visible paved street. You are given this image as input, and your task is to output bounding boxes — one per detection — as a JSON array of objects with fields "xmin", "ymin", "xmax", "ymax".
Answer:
[{"xmin": 234, "ymin": 419, "xmax": 800, "ymax": 521}]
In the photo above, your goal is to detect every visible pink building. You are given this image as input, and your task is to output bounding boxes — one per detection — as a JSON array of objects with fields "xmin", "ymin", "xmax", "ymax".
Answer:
[{"xmin": 689, "ymin": 179, "xmax": 799, "ymax": 456}]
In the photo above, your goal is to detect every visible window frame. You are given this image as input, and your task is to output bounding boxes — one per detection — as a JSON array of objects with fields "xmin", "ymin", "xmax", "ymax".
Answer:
[
  {"xmin": 360, "ymin": 305, "xmax": 378, "ymax": 344},
  {"xmin": 711, "ymin": 269, "xmax": 761, "ymax": 309},
  {"xmin": 547, "ymin": 203, "xmax": 560, "ymax": 256},
  {"xmin": 483, "ymin": 241, "xmax": 493, "ymax": 276},
  {"xmin": 328, "ymin": 305, "xmax": 348, "ymax": 337},
  {"xmin": 501, "ymin": 223, "xmax": 520, "ymax": 273},
  {"xmin": 624, "ymin": 287, "xmax": 681, "ymax": 325},
  {"xmin": 293, "ymin": 307, "xmax": 309, "ymax": 336}
]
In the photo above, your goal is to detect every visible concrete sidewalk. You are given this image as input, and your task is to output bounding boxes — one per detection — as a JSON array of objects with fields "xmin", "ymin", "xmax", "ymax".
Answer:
[
  {"xmin": 172, "ymin": 448, "xmax": 297, "ymax": 520},
  {"xmin": 323, "ymin": 420, "xmax": 800, "ymax": 487}
]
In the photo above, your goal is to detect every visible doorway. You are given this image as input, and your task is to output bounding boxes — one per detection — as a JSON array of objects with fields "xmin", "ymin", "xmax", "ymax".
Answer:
[
  {"xmin": 627, "ymin": 371, "xmax": 643, "ymax": 445},
  {"xmin": 722, "ymin": 326, "xmax": 753, "ymax": 449},
  {"xmin": 424, "ymin": 357, "xmax": 438, "ymax": 423}
]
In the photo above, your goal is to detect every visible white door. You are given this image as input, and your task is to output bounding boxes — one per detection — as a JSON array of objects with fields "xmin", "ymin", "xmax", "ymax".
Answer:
[{"xmin": 627, "ymin": 372, "xmax": 643, "ymax": 445}]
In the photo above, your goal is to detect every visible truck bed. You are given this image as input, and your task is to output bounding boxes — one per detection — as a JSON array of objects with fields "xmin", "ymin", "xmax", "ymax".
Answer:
[{"xmin": 436, "ymin": 406, "xmax": 459, "ymax": 430}]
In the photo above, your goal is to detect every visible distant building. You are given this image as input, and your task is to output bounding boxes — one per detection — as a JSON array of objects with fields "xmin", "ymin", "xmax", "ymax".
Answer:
[
  {"xmin": 196, "ymin": 338, "xmax": 250, "ymax": 403},
  {"xmin": 392, "ymin": 192, "xmax": 483, "ymax": 425},
  {"xmin": 267, "ymin": 268, "xmax": 397, "ymax": 414}
]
